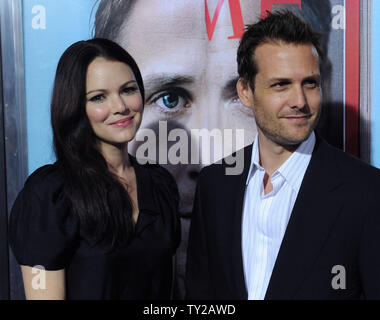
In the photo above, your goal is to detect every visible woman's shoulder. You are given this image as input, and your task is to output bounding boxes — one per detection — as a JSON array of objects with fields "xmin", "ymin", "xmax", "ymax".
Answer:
[
  {"xmin": 132, "ymin": 156, "xmax": 179, "ymax": 203},
  {"xmin": 133, "ymin": 157, "xmax": 177, "ymax": 187},
  {"xmin": 9, "ymin": 162, "xmax": 79, "ymax": 270},
  {"xmin": 149, "ymin": 163, "xmax": 176, "ymax": 185},
  {"xmin": 23, "ymin": 162, "xmax": 65, "ymax": 196}
]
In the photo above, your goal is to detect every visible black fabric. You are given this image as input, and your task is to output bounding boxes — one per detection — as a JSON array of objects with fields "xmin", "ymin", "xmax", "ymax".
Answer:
[
  {"xmin": 186, "ymin": 136, "xmax": 380, "ymax": 300},
  {"xmin": 9, "ymin": 156, "xmax": 180, "ymax": 300}
]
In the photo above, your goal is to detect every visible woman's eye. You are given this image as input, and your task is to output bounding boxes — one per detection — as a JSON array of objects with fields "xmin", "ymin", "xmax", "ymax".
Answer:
[
  {"xmin": 88, "ymin": 94, "xmax": 105, "ymax": 103},
  {"xmin": 122, "ymin": 86, "xmax": 138, "ymax": 94}
]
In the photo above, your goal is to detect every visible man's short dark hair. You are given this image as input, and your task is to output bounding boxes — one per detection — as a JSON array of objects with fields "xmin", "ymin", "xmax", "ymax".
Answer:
[{"xmin": 237, "ymin": 10, "xmax": 324, "ymax": 91}]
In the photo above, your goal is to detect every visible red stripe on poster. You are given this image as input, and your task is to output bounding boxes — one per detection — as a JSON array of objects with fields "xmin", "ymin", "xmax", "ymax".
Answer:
[{"xmin": 345, "ymin": 0, "xmax": 360, "ymax": 156}]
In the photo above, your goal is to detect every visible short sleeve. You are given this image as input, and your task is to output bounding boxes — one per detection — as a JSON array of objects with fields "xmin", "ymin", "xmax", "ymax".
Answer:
[{"xmin": 8, "ymin": 165, "xmax": 79, "ymax": 270}]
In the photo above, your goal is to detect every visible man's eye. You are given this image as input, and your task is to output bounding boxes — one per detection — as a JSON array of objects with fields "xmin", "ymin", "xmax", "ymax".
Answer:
[
  {"xmin": 160, "ymin": 92, "xmax": 181, "ymax": 109},
  {"xmin": 149, "ymin": 89, "xmax": 191, "ymax": 115},
  {"xmin": 88, "ymin": 94, "xmax": 105, "ymax": 103},
  {"xmin": 304, "ymin": 80, "xmax": 319, "ymax": 88},
  {"xmin": 271, "ymin": 81, "xmax": 289, "ymax": 88},
  {"xmin": 225, "ymin": 95, "xmax": 254, "ymax": 116}
]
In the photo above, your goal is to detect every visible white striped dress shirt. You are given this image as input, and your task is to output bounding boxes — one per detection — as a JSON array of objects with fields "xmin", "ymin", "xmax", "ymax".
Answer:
[{"xmin": 242, "ymin": 131, "xmax": 316, "ymax": 300}]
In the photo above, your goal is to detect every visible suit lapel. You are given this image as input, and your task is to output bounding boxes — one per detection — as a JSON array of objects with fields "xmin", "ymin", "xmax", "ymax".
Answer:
[
  {"xmin": 222, "ymin": 144, "xmax": 252, "ymax": 299},
  {"xmin": 264, "ymin": 138, "xmax": 344, "ymax": 299}
]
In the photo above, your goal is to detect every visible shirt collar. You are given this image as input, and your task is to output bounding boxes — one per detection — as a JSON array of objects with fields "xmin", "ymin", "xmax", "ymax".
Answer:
[
  {"xmin": 245, "ymin": 132, "xmax": 316, "ymax": 193},
  {"xmin": 245, "ymin": 134, "xmax": 261, "ymax": 186},
  {"xmin": 278, "ymin": 131, "xmax": 315, "ymax": 192}
]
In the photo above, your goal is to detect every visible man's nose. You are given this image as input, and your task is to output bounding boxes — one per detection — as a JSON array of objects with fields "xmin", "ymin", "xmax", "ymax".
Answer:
[{"xmin": 290, "ymin": 85, "xmax": 307, "ymax": 109}]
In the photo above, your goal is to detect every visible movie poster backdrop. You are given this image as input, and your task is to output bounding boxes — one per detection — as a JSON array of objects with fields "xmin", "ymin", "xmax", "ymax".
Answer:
[{"xmin": 12, "ymin": 0, "xmax": 361, "ymax": 299}]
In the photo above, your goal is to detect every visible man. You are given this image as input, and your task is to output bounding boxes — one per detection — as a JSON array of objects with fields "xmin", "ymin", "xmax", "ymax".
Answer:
[
  {"xmin": 94, "ymin": 0, "xmax": 334, "ymax": 298},
  {"xmin": 186, "ymin": 11, "xmax": 380, "ymax": 299}
]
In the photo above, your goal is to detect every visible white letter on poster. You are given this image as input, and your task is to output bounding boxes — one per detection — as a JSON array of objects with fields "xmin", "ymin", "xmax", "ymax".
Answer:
[
  {"xmin": 31, "ymin": 5, "xmax": 46, "ymax": 30},
  {"xmin": 331, "ymin": 5, "xmax": 345, "ymax": 30}
]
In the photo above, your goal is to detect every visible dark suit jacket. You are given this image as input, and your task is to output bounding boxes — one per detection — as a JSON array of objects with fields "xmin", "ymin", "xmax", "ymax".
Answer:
[{"xmin": 186, "ymin": 136, "xmax": 380, "ymax": 299}]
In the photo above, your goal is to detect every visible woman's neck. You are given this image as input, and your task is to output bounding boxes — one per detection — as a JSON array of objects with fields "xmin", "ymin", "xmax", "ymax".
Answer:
[{"xmin": 98, "ymin": 141, "xmax": 131, "ymax": 177}]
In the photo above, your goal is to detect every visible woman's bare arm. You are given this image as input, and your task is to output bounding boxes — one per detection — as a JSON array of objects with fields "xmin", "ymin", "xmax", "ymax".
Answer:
[{"xmin": 21, "ymin": 265, "xmax": 65, "ymax": 300}]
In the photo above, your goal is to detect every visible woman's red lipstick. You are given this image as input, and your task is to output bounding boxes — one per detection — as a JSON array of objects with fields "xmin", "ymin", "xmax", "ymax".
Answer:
[{"xmin": 110, "ymin": 116, "xmax": 134, "ymax": 127}]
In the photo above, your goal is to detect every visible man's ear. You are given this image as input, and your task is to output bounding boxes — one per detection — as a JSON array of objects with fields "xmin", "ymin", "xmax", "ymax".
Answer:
[{"xmin": 237, "ymin": 78, "xmax": 254, "ymax": 108}]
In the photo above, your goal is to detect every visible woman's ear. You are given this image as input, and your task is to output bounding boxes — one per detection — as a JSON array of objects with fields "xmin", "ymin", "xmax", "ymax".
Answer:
[{"xmin": 236, "ymin": 78, "xmax": 254, "ymax": 108}]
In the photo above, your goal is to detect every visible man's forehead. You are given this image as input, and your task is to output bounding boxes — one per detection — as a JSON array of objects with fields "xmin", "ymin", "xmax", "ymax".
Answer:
[
  {"xmin": 254, "ymin": 42, "xmax": 321, "ymax": 66},
  {"xmin": 116, "ymin": 0, "xmax": 261, "ymax": 83},
  {"xmin": 253, "ymin": 43, "xmax": 321, "ymax": 80},
  {"xmin": 124, "ymin": 1, "xmax": 203, "ymax": 40},
  {"xmin": 119, "ymin": 0, "xmax": 261, "ymax": 43}
]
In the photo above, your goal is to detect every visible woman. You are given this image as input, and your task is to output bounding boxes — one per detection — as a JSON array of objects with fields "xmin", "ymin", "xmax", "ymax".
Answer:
[{"xmin": 9, "ymin": 38, "xmax": 180, "ymax": 300}]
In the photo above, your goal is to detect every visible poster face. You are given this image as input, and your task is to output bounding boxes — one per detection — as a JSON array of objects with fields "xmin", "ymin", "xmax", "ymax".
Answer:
[{"xmin": 22, "ymin": 0, "xmax": 360, "ymax": 298}]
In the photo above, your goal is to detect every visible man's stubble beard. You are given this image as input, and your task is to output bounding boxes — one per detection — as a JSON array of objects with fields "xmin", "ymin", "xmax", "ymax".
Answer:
[{"xmin": 253, "ymin": 98, "xmax": 322, "ymax": 149}]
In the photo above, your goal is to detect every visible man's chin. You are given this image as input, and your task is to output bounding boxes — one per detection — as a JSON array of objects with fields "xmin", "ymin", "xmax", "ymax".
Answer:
[{"xmin": 267, "ymin": 129, "xmax": 314, "ymax": 147}]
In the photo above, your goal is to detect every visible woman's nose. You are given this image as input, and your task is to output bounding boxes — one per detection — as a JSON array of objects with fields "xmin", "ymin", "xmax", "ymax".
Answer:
[{"xmin": 112, "ymin": 95, "xmax": 128, "ymax": 113}]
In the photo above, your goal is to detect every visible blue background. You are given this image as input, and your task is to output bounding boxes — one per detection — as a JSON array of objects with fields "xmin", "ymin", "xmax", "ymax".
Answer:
[{"xmin": 23, "ymin": 0, "xmax": 97, "ymax": 174}]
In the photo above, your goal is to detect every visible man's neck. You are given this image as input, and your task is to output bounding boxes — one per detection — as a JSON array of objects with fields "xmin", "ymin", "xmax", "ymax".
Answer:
[{"xmin": 257, "ymin": 132, "xmax": 299, "ymax": 177}]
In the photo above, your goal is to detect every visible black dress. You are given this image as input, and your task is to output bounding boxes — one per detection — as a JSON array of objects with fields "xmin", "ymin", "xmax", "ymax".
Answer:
[{"xmin": 9, "ymin": 156, "xmax": 181, "ymax": 299}]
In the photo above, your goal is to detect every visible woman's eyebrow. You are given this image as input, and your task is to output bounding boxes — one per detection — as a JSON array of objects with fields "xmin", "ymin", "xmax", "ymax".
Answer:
[
  {"xmin": 86, "ymin": 80, "xmax": 137, "ymax": 95},
  {"xmin": 119, "ymin": 80, "xmax": 137, "ymax": 88}
]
